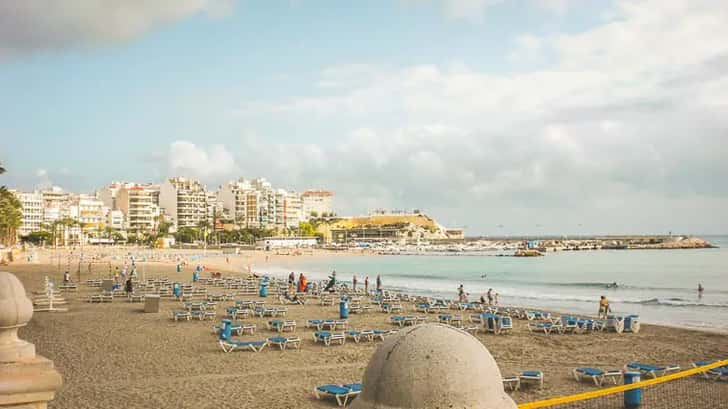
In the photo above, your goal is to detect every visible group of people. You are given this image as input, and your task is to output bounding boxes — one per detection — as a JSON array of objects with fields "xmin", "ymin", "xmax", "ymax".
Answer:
[
  {"xmin": 323, "ymin": 271, "xmax": 383, "ymax": 294},
  {"xmin": 457, "ymin": 284, "xmax": 499, "ymax": 306}
]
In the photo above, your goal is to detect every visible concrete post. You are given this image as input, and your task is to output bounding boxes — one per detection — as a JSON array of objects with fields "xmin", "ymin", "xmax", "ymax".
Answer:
[
  {"xmin": 0, "ymin": 272, "xmax": 63, "ymax": 409},
  {"xmin": 351, "ymin": 323, "xmax": 517, "ymax": 409}
]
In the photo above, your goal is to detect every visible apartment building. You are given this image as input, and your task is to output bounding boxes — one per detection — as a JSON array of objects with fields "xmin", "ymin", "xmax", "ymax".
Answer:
[
  {"xmin": 13, "ymin": 191, "xmax": 44, "ymax": 236},
  {"xmin": 70, "ymin": 194, "xmax": 106, "ymax": 233},
  {"xmin": 301, "ymin": 190, "xmax": 334, "ymax": 219},
  {"xmin": 159, "ymin": 177, "xmax": 207, "ymax": 228},
  {"xmin": 283, "ymin": 191, "xmax": 302, "ymax": 229},
  {"xmin": 116, "ymin": 185, "xmax": 156, "ymax": 232}
]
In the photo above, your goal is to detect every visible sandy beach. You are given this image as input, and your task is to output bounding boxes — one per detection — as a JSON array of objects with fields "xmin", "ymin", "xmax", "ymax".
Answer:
[{"xmin": 8, "ymin": 249, "xmax": 728, "ymax": 409}]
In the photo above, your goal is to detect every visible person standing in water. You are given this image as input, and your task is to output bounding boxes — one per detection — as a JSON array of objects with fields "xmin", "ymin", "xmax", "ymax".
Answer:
[
  {"xmin": 486, "ymin": 288, "xmax": 494, "ymax": 306},
  {"xmin": 599, "ymin": 296, "xmax": 611, "ymax": 319},
  {"xmin": 698, "ymin": 283, "xmax": 704, "ymax": 298},
  {"xmin": 376, "ymin": 275, "xmax": 382, "ymax": 294},
  {"xmin": 352, "ymin": 274, "xmax": 358, "ymax": 292},
  {"xmin": 364, "ymin": 276, "xmax": 370, "ymax": 294}
]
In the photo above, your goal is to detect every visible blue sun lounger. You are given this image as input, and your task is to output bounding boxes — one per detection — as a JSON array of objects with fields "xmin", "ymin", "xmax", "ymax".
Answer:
[
  {"xmin": 573, "ymin": 367, "xmax": 622, "ymax": 386},
  {"xmin": 313, "ymin": 331, "xmax": 345, "ymax": 346},
  {"xmin": 218, "ymin": 339, "xmax": 268, "ymax": 353},
  {"xmin": 693, "ymin": 361, "xmax": 728, "ymax": 381},
  {"xmin": 625, "ymin": 362, "xmax": 680, "ymax": 378},
  {"xmin": 267, "ymin": 336, "xmax": 301, "ymax": 350},
  {"xmin": 314, "ymin": 383, "xmax": 362, "ymax": 406},
  {"xmin": 212, "ymin": 322, "xmax": 256, "ymax": 336},
  {"xmin": 519, "ymin": 370, "xmax": 544, "ymax": 389}
]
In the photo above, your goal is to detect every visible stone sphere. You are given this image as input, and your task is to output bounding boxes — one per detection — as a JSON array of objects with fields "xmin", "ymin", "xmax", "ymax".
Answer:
[
  {"xmin": 0, "ymin": 272, "xmax": 33, "ymax": 329},
  {"xmin": 351, "ymin": 323, "xmax": 517, "ymax": 409}
]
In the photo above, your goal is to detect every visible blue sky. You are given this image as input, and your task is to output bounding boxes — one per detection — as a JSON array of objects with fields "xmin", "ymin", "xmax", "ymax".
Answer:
[{"xmin": 2, "ymin": 0, "xmax": 727, "ymax": 235}]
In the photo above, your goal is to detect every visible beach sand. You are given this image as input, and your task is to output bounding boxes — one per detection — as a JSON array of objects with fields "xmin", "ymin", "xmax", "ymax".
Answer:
[{"xmin": 7, "ymin": 251, "xmax": 728, "ymax": 409}]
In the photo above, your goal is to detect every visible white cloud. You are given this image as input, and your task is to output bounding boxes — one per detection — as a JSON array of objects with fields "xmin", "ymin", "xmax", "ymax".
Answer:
[
  {"xmin": 441, "ymin": 0, "xmax": 504, "ymax": 22},
  {"xmin": 167, "ymin": 141, "xmax": 240, "ymax": 182},
  {"xmin": 0, "ymin": 0, "xmax": 234, "ymax": 59},
  {"xmin": 228, "ymin": 0, "xmax": 728, "ymax": 234}
]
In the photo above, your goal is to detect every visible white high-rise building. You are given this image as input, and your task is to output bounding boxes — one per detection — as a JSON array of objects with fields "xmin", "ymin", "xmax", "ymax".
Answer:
[
  {"xmin": 301, "ymin": 190, "xmax": 334, "ymax": 219},
  {"xmin": 70, "ymin": 194, "xmax": 105, "ymax": 233},
  {"xmin": 13, "ymin": 191, "xmax": 44, "ymax": 236},
  {"xmin": 159, "ymin": 177, "xmax": 207, "ymax": 229},
  {"xmin": 117, "ymin": 184, "xmax": 156, "ymax": 232},
  {"xmin": 283, "ymin": 191, "xmax": 302, "ymax": 229}
]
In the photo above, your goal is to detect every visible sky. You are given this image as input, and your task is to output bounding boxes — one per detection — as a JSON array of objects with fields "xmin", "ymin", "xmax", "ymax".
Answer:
[{"xmin": 1, "ymin": 0, "xmax": 727, "ymax": 236}]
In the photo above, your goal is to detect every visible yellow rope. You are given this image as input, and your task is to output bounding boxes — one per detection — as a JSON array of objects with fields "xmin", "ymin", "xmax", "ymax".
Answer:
[{"xmin": 518, "ymin": 359, "xmax": 728, "ymax": 409}]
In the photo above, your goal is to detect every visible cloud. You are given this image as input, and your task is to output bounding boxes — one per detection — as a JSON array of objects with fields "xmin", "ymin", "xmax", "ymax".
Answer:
[
  {"xmin": 441, "ymin": 0, "xmax": 504, "ymax": 22},
  {"xmin": 167, "ymin": 141, "xmax": 240, "ymax": 183},
  {"xmin": 34, "ymin": 168, "xmax": 52, "ymax": 190},
  {"xmin": 0, "ymin": 0, "xmax": 234, "ymax": 59},
  {"xmin": 228, "ymin": 0, "xmax": 728, "ymax": 234}
]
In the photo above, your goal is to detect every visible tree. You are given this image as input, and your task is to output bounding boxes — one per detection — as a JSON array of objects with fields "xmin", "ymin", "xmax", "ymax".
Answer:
[
  {"xmin": 0, "ymin": 162, "xmax": 5, "ymax": 174},
  {"xmin": 174, "ymin": 227, "xmax": 198, "ymax": 244},
  {"xmin": 22, "ymin": 230, "xmax": 52, "ymax": 245},
  {"xmin": 298, "ymin": 222, "xmax": 315, "ymax": 237},
  {"xmin": 310, "ymin": 211, "xmax": 318, "ymax": 218},
  {"xmin": 157, "ymin": 221, "xmax": 172, "ymax": 236},
  {"xmin": 0, "ymin": 187, "xmax": 22, "ymax": 245}
]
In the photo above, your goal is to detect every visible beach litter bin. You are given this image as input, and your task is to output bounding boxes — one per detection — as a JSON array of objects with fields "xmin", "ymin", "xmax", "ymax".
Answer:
[
  {"xmin": 173, "ymin": 283, "xmax": 182, "ymax": 299},
  {"xmin": 624, "ymin": 372, "xmax": 642, "ymax": 409},
  {"xmin": 176, "ymin": 263, "xmax": 181, "ymax": 273},
  {"xmin": 192, "ymin": 270, "xmax": 199, "ymax": 282},
  {"xmin": 220, "ymin": 319, "xmax": 232, "ymax": 340},
  {"xmin": 144, "ymin": 294, "xmax": 160, "ymax": 313},
  {"xmin": 339, "ymin": 298, "xmax": 349, "ymax": 319},
  {"xmin": 259, "ymin": 281, "xmax": 268, "ymax": 297}
]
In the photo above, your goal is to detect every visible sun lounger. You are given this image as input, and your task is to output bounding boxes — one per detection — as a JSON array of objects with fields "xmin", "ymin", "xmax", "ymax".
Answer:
[
  {"xmin": 346, "ymin": 330, "xmax": 374, "ymax": 343},
  {"xmin": 213, "ymin": 322, "xmax": 256, "ymax": 335},
  {"xmin": 389, "ymin": 316, "xmax": 424, "ymax": 327},
  {"xmin": 502, "ymin": 376, "xmax": 520, "ymax": 391},
  {"xmin": 314, "ymin": 383, "xmax": 362, "ymax": 407},
  {"xmin": 607, "ymin": 315, "xmax": 625, "ymax": 334},
  {"xmin": 320, "ymin": 320, "xmax": 349, "ymax": 331},
  {"xmin": 372, "ymin": 329, "xmax": 396, "ymax": 341},
  {"xmin": 219, "ymin": 339, "xmax": 268, "ymax": 353},
  {"xmin": 381, "ymin": 303, "xmax": 403, "ymax": 313},
  {"xmin": 573, "ymin": 367, "xmax": 622, "ymax": 386},
  {"xmin": 625, "ymin": 362, "xmax": 680, "ymax": 378},
  {"xmin": 416, "ymin": 303, "xmax": 430, "ymax": 313},
  {"xmin": 527, "ymin": 321, "xmax": 561, "ymax": 334},
  {"xmin": 519, "ymin": 370, "xmax": 544, "ymax": 389},
  {"xmin": 267, "ymin": 320, "xmax": 297, "ymax": 333},
  {"xmin": 313, "ymin": 331, "xmax": 346, "ymax": 346},
  {"xmin": 170, "ymin": 310, "xmax": 191, "ymax": 321},
  {"xmin": 692, "ymin": 361, "xmax": 728, "ymax": 381},
  {"xmin": 623, "ymin": 315, "xmax": 640, "ymax": 333},
  {"xmin": 267, "ymin": 336, "xmax": 301, "ymax": 350},
  {"xmin": 226, "ymin": 307, "xmax": 250, "ymax": 320},
  {"xmin": 88, "ymin": 295, "xmax": 102, "ymax": 303},
  {"xmin": 438, "ymin": 314, "xmax": 464, "ymax": 327}
]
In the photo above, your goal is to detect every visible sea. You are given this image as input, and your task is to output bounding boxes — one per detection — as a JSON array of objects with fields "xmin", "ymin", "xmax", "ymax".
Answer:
[{"xmin": 269, "ymin": 235, "xmax": 728, "ymax": 332}]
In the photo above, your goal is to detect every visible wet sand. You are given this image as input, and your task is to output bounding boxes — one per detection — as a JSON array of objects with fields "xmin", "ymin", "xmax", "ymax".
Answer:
[{"xmin": 7, "ymin": 251, "xmax": 728, "ymax": 409}]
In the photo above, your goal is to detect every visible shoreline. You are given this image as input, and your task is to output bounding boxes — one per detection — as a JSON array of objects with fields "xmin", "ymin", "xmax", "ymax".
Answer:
[{"xmin": 12, "ymin": 246, "xmax": 728, "ymax": 334}]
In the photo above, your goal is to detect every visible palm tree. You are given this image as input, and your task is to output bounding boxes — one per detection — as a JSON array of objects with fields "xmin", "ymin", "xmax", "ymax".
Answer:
[{"xmin": 0, "ymin": 187, "xmax": 22, "ymax": 245}]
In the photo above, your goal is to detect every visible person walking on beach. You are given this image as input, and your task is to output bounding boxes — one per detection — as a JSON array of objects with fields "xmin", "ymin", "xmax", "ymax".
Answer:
[
  {"xmin": 352, "ymin": 274, "xmax": 358, "ymax": 292},
  {"xmin": 376, "ymin": 275, "xmax": 382, "ymax": 294},
  {"xmin": 125, "ymin": 276, "xmax": 133, "ymax": 295},
  {"xmin": 486, "ymin": 288, "xmax": 494, "ymax": 306},
  {"xmin": 63, "ymin": 271, "xmax": 70, "ymax": 283},
  {"xmin": 364, "ymin": 276, "xmax": 370, "ymax": 294},
  {"xmin": 599, "ymin": 296, "xmax": 611, "ymax": 319},
  {"xmin": 698, "ymin": 283, "xmax": 704, "ymax": 298},
  {"xmin": 288, "ymin": 272, "xmax": 295, "ymax": 285},
  {"xmin": 494, "ymin": 292, "xmax": 500, "ymax": 306},
  {"xmin": 324, "ymin": 270, "xmax": 337, "ymax": 292},
  {"xmin": 457, "ymin": 284, "xmax": 467, "ymax": 303}
]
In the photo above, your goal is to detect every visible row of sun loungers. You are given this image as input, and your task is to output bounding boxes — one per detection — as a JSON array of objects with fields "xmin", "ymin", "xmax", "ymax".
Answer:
[{"xmin": 693, "ymin": 361, "xmax": 728, "ymax": 381}]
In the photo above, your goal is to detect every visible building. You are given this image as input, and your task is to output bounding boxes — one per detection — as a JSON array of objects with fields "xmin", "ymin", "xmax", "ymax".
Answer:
[
  {"xmin": 13, "ymin": 191, "xmax": 44, "ymax": 236},
  {"xmin": 106, "ymin": 209, "xmax": 125, "ymax": 230},
  {"xmin": 301, "ymin": 190, "xmax": 334, "ymax": 219},
  {"xmin": 116, "ymin": 184, "xmax": 156, "ymax": 232},
  {"xmin": 159, "ymin": 177, "xmax": 207, "ymax": 229},
  {"xmin": 283, "ymin": 191, "xmax": 302, "ymax": 229},
  {"xmin": 70, "ymin": 194, "xmax": 105, "ymax": 233}
]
